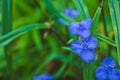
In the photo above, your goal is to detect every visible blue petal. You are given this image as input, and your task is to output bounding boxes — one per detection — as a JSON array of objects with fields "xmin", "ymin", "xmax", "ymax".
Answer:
[
  {"xmin": 108, "ymin": 69, "xmax": 120, "ymax": 80},
  {"xmin": 33, "ymin": 75, "xmax": 41, "ymax": 80},
  {"xmin": 40, "ymin": 74, "xmax": 53, "ymax": 80},
  {"xmin": 64, "ymin": 7, "xmax": 79, "ymax": 18},
  {"xmin": 102, "ymin": 57, "xmax": 116, "ymax": 68},
  {"xmin": 95, "ymin": 66, "xmax": 108, "ymax": 80},
  {"xmin": 71, "ymin": 40, "xmax": 83, "ymax": 54},
  {"xmin": 79, "ymin": 18, "xmax": 92, "ymax": 29},
  {"xmin": 57, "ymin": 18, "xmax": 66, "ymax": 25},
  {"xmin": 70, "ymin": 10, "xmax": 79, "ymax": 18},
  {"xmin": 80, "ymin": 49, "xmax": 95, "ymax": 63},
  {"xmin": 64, "ymin": 7, "xmax": 72, "ymax": 16},
  {"xmin": 78, "ymin": 29, "xmax": 91, "ymax": 39},
  {"xmin": 85, "ymin": 36, "xmax": 98, "ymax": 49},
  {"xmin": 69, "ymin": 22, "xmax": 79, "ymax": 34}
]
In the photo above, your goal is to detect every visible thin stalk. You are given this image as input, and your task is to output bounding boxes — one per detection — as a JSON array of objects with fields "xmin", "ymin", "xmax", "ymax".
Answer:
[
  {"xmin": 2, "ymin": 0, "xmax": 12, "ymax": 80},
  {"xmin": 83, "ymin": 62, "xmax": 89, "ymax": 80}
]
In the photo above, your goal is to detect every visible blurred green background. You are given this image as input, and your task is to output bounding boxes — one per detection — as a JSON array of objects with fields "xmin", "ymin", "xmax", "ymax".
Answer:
[{"xmin": 0, "ymin": 0, "xmax": 118, "ymax": 80}]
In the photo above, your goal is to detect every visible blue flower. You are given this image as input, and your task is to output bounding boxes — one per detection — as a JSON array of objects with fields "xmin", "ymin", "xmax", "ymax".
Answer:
[
  {"xmin": 57, "ymin": 18, "xmax": 66, "ymax": 26},
  {"xmin": 69, "ymin": 18, "xmax": 92, "ymax": 38},
  {"xmin": 33, "ymin": 74, "xmax": 53, "ymax": 80},
  {"xmin": 71, "ymin": 36, "xmax": 98, "ymax": 63},
  {"xmin": 96, "ymin": 57, "xmax": 120, "ymax": 80},
  {"xmin": 58, "ymin": 7, "xmax": 79, "ymax": 25},
  {"xmin": 64, "ymin": 7, "xmax": 79, "ymax": 18}
]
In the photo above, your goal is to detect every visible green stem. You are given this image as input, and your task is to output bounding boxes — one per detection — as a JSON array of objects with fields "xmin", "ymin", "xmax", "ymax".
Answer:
[
  {"xmin": 2, "ymin": 0, "xmax": 12, "ymax": 80},
  {"xmin": 83, "ymin": 62, "xmax": 89, "ymax": 80}
]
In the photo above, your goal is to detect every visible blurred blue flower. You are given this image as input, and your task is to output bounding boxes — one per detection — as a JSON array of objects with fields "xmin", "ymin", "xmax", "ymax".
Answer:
[
  {"xmin": 71, "ymin": 36, "xmax": 98, "ymax": 63},
  {"xmin": 64, "ymin": 7, "xmax": 79, "ymax": 18},
  {"xmin": 33, "ymin": 74, "xmax": 53, "ymax": 80},
  {"xmin": 57, "ymin": 18, "xmax": 66, "ymax": 26},
  {"xmin": 58, "ymin": 7, "xmax": 79, "ymax": 25},
  {"xmin": 96, "ymin": 57, "xmax": 120, "ymax": 80},
  {"xmin": 69, "ymin": 18, "xmax": 92, "ymax": 38}
]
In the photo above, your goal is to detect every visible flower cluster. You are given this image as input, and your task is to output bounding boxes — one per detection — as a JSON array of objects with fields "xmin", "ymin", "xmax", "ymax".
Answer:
[
  {"xmin": 96, "ymin": 57, "xmax": 120, "ymax": 80},
  {"xmin": 69, "ymin": 18, "xmax": 98, "ymax": 63},
  {"xmin": 58, "ymin": 7, "xmax": 79, "ymax": 25},
  {"xmin": 33, "ymin": 74, "xmax": 53, "ymax": 80}
]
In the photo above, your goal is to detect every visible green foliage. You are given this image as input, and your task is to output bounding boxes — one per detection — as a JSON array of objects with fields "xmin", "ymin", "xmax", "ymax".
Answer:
[
  {"xmin": 0, "ymin": 0, "xmax": 120, "ymax": 80},
  {"xmin": 0, "ymin": 23, "xmax": 47, "ymax": 47},
  {"xmin": 108, "ymin": 0, "xmax": 120, "ymax": 65}
]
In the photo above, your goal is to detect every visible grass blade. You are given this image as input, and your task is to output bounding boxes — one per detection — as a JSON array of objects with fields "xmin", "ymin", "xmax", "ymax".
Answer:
[
  {"xmin": 0, "ymin": 23, "xmax": 47, "ymax": 47},
  {"xmin": 72, "ymin": 0, "xmax": 90, "ymax": 19},
  {"xmin": 91, "ymin": 4, "xmax": 102, "ymax": 35},
  {"xmin": 33, "ymin": 53, "xmax": 66, "ymax": 75},
  {"xmin": 97, "ymin": 33, "xmax": 116, "ymax": 47},
  {"xmin": 108, "ymin": 0, "xmax": 120, "ymax": 65},
  {"xmin": 2, "ymin": 0, "xmax": 12, "ymax": 79}
]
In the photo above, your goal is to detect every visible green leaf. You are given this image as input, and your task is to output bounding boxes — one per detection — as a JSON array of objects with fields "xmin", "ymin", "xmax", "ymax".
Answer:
[
  {"xmin": 53, "ymin": 62, "xmax": 67, "ymax": 78},
  {"xmin": 108, "ymin": 0, "xmax": 120, "ymax": 65},
  {"xmin": 91, "ymin": 6, "xmax": 102, "ymax": 35},
  {"xmin": 62, "ymin": 47, "xmax": 73, "ymax": 52},
  {"xmin": 96, "ymin": 33, "xmax": 116, "ymax": 47},
  {"xmin": 72, "ymin": 0, "xmax": 90, "ymax": 19},
  {"xmin": 33, "ymin": 53, "xmax": 66, "ymax": 75},
  {"xmin": 0, "ymin": 23, "xmax": 47, "ymax": 47},
  {"xmin": 67, "ymin": 39, "xmax": 75, "ymax": 44},
  {"xmin": 32, "ymin": 30, "xmax": 43, "ymax": 50},
  {"xmin": 44, "ymin": 0, "xmax": 57, "ymax": 14}
]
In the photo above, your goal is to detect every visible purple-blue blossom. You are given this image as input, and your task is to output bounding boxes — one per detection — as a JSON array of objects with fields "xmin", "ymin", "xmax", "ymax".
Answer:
[
  {"xmin": 57, "ymin": 18, "xmax": 66, "ymax": 26},
  {"xmin": 71, "ymin": 36, "xmax": 98, "ymax": 63},
  {"xmin": 69, "ymin": 18, "xmax": 92, "ymax": 38},
  {"xmin": 58, "ymin": 7, "xmax": 79, "ymax": 25},
  {"xmin": 33, "ymin": 74, "xmax": 53, "ymax": 80},
  {"xmin": 96, "ymin": 57, "xmax": 120, "ymax": 80},
  {"xmin": 64, "ymin": 7, "xmax": 79, "ymax": 18}
]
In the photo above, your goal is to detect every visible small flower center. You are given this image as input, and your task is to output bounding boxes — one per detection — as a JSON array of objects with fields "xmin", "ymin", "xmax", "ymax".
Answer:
[
  {"xmin": 79, "ymin": 25, "xmax": 86, "ymax": 31},
  {"xmin": 83, "ymin": 43, "xmax": 88, "ymax": 49},
  {"xmin": 105, "ymin": 66, "xmax": 113, "ymax": 74}
]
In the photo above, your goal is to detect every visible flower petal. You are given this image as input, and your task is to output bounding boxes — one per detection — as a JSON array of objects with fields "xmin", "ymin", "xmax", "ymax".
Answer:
[
  {"xmin": 33, "ymin": 75, "xmax": 41, "ymax": 80},
  {"xmin": 95, "ymin": 66, "xmax": 107, "ymax": 80},
  {"xmin": 69, "ymin": 22, "xmax": 79, "ymax": 34},
  {"xmin": 71, "ymin": 40, "xmax": 83, "ymax": 54},
  {"xmin": 79, "ymin": 18, "xmax": 92, "ymax": 29},
  {"xmin": 85, "ymin": 36, "xmax": 98, "ymax": 49},
  {"xmin": 64, "ymin": 7, "xmax": 72, "ymax": 16},
  {"xmin": 78, "ymin": 29, "xmax": 91, "ymax": 39},
  {"xmin": 64, "ymin": 7, "xmax": 79, "ymax": 18},
  {"xmin": 108, "ymin": 69, "xmax": 120, "ymax": 80},
  {"xmin": 40, "ymin": 74, "xmax": 53, "ymax": 80},
  {"xmin": 57, "ymin": 18, "xmax": 66, "ymax": 25},
  {"xmin": 102, "ymin": 57, "xmax": 116, "ymax": 68},
  {"xmin": 80, "ymin": 49, "xmax": 95, "ymax": 63},
  {"xmin": 71, "ymin": 10, "xmax": 79, "ymax": 18}
]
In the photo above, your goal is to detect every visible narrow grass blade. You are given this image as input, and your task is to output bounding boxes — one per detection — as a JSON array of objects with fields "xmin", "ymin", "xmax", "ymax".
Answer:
[
  {"xmin": 91, "ymin": 5, "xmax": 102, "ymax": 35},
  {"xmin": 72, "ymin": 0, "xmax": 90, "ymax": 19},
  {"xmin": 53, "ymin": 62, "xmax": 67, "ymax": 78},
  {"xmin": 44, "ymin": 0, "xmax": 57, "ymax": 14},
  {"xmin": 0, "ymin": 23, "xmax": 47, "ymax": 47},
  {"xmin": 32, "ymin": 30, "xmax": 43, "ymax": 51},
  {"xmin": 33, "ymin": 53, "xmax": 66, "ymax": 75},
  {"xmin": 108, "ymin": 0, "xmax": 120, "ymax": 65},
  {"xmin": 2, "ymin": 0, "xmax": 12, "ymax": 79},
  {"xmin": 2, "ymin": 0, "xmax": 12, "ymax": 34},
  {"xmin": 62, "ymin": 46, "xmax": 73, "ymax": 52},
  {"xmin": 97, "ymin": 33, "xmax": 116, "ymax": 47}
]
